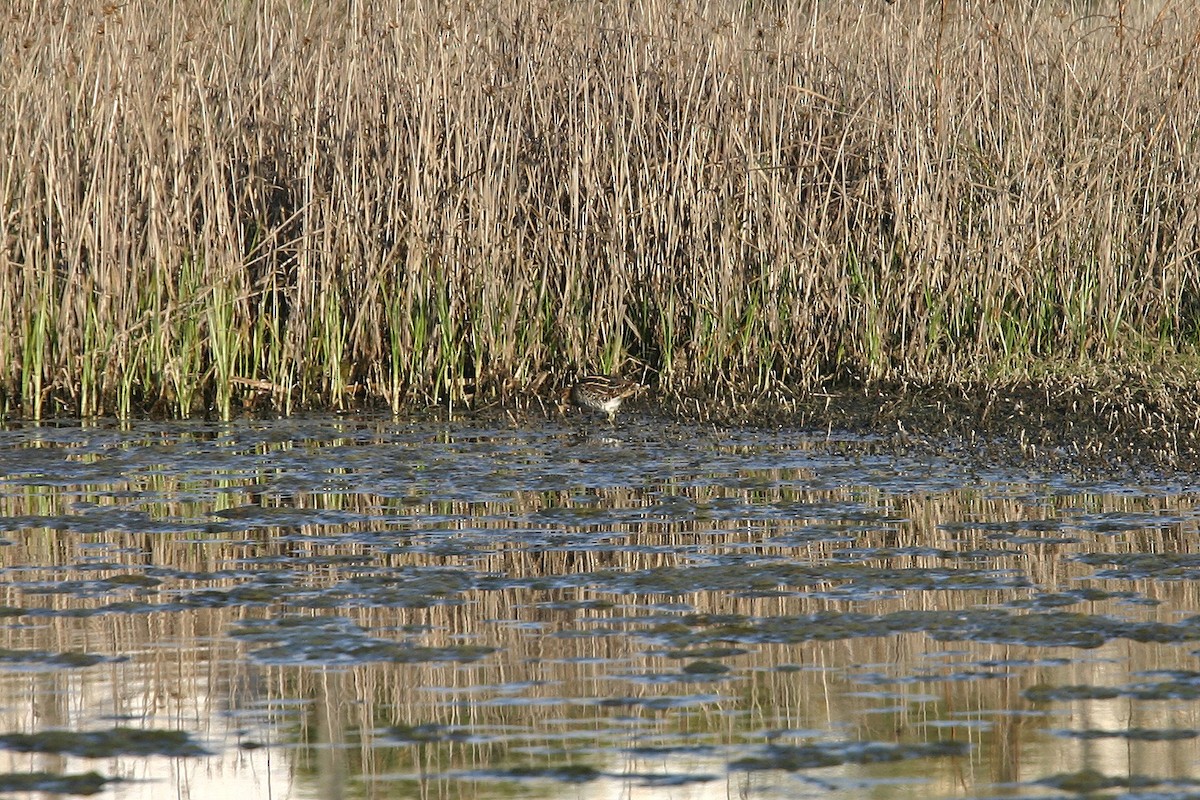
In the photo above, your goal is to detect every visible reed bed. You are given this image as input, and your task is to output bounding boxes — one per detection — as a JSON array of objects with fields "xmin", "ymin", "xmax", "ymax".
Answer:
[{"xmin": 2, "ymin": 0, "xmax": 1199, "ymax": 418}]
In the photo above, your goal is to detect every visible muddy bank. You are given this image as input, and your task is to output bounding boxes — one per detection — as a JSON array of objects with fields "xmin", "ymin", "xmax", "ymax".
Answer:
[
  {"xmin": 12, "ymin": 374, "xmax": 1200, "ymax": 475},
  {"xmin": 650, "ymin": 380, "xmax": 1200, "ymax": 476}
]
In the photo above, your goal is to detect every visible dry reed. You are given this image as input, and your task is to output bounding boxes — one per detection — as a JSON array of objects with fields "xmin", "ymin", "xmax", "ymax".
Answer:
[{"xmin": 2, "ymin": 0, "xmax": 1199, "ymax": 418}]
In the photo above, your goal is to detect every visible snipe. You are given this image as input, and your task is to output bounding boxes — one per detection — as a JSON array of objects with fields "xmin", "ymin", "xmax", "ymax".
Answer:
[{"xmin": 566, "ymin": 375, "xmax": 642, "ymax": 421}]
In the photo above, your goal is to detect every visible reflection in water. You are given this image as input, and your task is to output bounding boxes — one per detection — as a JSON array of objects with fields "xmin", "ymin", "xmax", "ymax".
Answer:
[{"xmin": 0, "ymin": 415, "xmax": 1198, "ymax": 798}]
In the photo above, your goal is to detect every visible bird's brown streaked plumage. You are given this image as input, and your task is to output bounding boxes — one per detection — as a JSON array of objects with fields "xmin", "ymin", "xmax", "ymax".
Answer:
[{"xmin": 566, "ymin": 375, "xmax": 642, "ymax": 421}]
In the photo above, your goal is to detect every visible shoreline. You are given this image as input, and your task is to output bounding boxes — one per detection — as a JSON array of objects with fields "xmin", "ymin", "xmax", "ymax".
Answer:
[{"xmin": 6, "ymin": 376, "xmax": 1199, "ymax": 476}]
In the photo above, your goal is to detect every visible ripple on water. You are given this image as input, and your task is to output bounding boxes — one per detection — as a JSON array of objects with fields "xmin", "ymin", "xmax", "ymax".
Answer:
[{"xmin": 0, "ymin": 415, "xmax": 1198, "ymax": 799}]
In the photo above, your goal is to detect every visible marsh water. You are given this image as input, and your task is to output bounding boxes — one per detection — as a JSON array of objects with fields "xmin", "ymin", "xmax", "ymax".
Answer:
[{"xmin": 1, "ymin": 413, "xmax": 1199, "ymax": 799}]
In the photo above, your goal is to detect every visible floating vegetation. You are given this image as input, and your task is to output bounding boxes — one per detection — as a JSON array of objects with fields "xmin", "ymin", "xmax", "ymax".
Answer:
[
  {"xmin": 659, "ymin": 647, "xmax": 750, "ymax": 660},
  {"xmin": 1033, "ymin": 769, "xmax": 1200, "ymax": 794},
  {"xmin": 0, "ymin": 648, "xmax": 121, "ymax": 669},
  {"xmin": 559, "ymin": 563, "xmax": 1030, "ymax": 598},
  {"xmin": 1004, "ymin": 589, "xmax": 1145, "ymax": 610},
  {"xmin": 0, "ymin": 728, "xmax": 209, "ymax": 758},
  {"xmin": 1023, "ymin": 684, "xmax": 1124, "ymax": 703},
  {"xmin": 594, "ymin": 695, "xmax": 721, "ymax": 711},
  {"xmin": 985, "ymin": 533, "xmax": 1082, "ymax": 545},
  {"xmin": 1025, "ymin": 673, "xmax": 1200, "ymax": 703},
  {"xmin": 643, "ymin": 610, "xmax": 1200, "ymax": 650},
  {"xmin": 627, "ymin": 663, "xmax": 736, "ymax": 685},
  {"xmin": 1053, "ymin": 728, "xmax": 1199, "ymax": 741},
  {"xmin": 468, "ymin": 765, "xmax": 603, "ymax": 784},
  {"xmin": 385, "ymin": 724, "xmax": 474, "ymax": 744},
  {"xmin": 228, "ymin": 615, "xmax": 495, "ymax": 665},
  {"xmin": 17, "ymin": 575, "xmax": 163, "ymax": 596},
  {"xmin": 1072, "ymin": 553, "xmax": 1200, "ymax": 581},
  {"xmin": 730, "ymin": 740, "xmax": 970, "ymax": 772},
  {"xmin": 680, "ymin": 660, "xmax": 731, "ymax": 675},
  {"xmin": 0, "ymin": 772, "xmax": 112, "ymax": 795}
]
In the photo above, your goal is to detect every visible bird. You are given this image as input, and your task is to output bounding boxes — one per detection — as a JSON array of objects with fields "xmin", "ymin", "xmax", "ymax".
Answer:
[{"xmin": 565, "ymin": 374, "xmax": 643, "ymax": 421}]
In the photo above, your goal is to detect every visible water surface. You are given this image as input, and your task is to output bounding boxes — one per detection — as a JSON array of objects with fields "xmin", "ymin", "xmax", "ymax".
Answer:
[{"xmin": 0, "ymin": 414, "xmax": 1198, "ymax": 799}]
